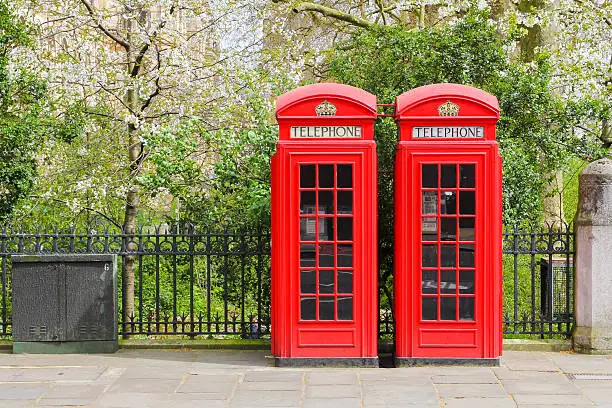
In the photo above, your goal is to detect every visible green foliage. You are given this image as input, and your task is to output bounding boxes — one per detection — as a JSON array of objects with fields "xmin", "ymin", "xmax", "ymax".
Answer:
[
  {"xmin": 561, "ymin": 157, "xmax": 588, "ymax": 224},
  {"xmin": 0, "ymin": 0, "xmax": 44, "ymax": 220},
  {"xmin": 0, "ymin": 0, "xmax": 86, "ymax": 223},
  {"xmin": 136, "ymin": 120, "xmax": 202, "ymax": 198},
  {"xmin": 328, "ymin": 10, "xmax": 605, "ymax": 228},
  {"xmin": 53, "ymin": 103, "xmax": 87, "ymax": 143},
  {"xmin": 327, "ymin": 9, "xmax": 604, "ymax": 309},
  {"xmin": 187, "ymin": 123, "xmax": 278, "ymax": 228}
]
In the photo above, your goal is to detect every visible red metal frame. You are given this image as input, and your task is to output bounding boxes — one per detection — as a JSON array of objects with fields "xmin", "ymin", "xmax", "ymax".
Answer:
[
  {"xmin": 272, "ymin": 84, "xmax": 378, "ymax": 360},
  {"xmin": 394, "ymin": 84, "xmax": 502, "ymax": 360}
]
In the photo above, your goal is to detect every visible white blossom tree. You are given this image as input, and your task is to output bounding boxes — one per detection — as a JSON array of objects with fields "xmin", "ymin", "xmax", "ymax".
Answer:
[{"xmin": 21, "ymin": 0, "xmax": 268, "ymax": 331}]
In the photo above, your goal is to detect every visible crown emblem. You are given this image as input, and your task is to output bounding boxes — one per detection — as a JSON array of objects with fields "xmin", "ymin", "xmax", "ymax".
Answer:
[
  {"xmin": 315, "ymin": 100, "xmax": 337, "ymax": 116},
  {"xmin": 438, "ymin": 101, "xmax": 460, "ymax": 117}
]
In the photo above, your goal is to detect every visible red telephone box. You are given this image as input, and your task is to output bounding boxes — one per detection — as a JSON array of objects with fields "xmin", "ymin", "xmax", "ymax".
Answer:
[
  {"xmin": 393, "ymin": 84, "xmax": 502, "ymax": 365},
  {"xmin": 271, "ymin": 83, "xmax": 378, "ymax": 367}
]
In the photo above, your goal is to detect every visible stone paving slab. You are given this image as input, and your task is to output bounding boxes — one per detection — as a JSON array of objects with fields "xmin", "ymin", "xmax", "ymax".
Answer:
[
  {"xmin": 243, "ymin": 370, "xmax": 304, "ymax": 382},
  {"xmin": 445, "ymin": 397, "xmax": 518, "ymax": 408},
  {"xmin": 302, "ymin": 397, "xmax": 361, "ymax": 408},
  {"xmin": 0, "ymin": 384, "xmax": 51, "ymax": 400},
  {"xmin": 0, "ymin": 366, "xmax": 106, "ymax": 382},
  {"xmin": 0, "ymin": 350, "xmax": 612, "ymax": 406},
  {"xmin": 307, "ymin": 371, "xmax": 358, "ymax": 385},
  {"xmin": 230, "ymin": 389, "xmax": 302, "ymax": 407},
  {"xmin": 238, "ymin": 380, "xmax": 303, "ymax": 391},
  {"xmin": 432, "ymin": 373, "xmax": 499, "ymax": 383},
  {"xmin": 436, "ymin": 383, "xmax": 508, "ymax": 399},
  {"xmin": 305, "ymin": 384, "xmax": 361, "ymax": 398},
  {"xmin": 501, "ymin": 378, "xmax": 583, "ymax": 395},
  {"xmin": 106, "ymin": 378, "xmax": 182, "ymax": 394},
  {"xmin": 501, "ymin": 350, "xmax": 560, "ymax": 372},
  {"xmin": 493, "ymin": 367, "xmax": 569, "ymax": 381},
  {"xmin": 512, "ymin": 393, "xmax": 594, "ymax": 405},
  {"xmin": 548, "ymin": 353, "xmax": 612, "ymax": 374}
]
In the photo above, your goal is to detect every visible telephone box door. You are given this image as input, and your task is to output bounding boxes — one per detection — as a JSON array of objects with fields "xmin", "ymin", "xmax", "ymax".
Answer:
[
  {"xmin": 413, "ymin": 155, "xmax": 486, "ymax": 357},
  {"xmin": 292, "ymin": 155, "xmax": 364, "ymax": 357}
]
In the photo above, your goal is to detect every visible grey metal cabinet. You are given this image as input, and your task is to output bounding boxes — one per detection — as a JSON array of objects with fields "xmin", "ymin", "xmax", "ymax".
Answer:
[{"xmin": 12, "ymin": 255, "xmax": 117, "ymax": 353}]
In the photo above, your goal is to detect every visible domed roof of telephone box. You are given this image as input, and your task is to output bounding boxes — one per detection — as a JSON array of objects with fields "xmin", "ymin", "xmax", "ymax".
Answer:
[{"xmin": 276, "ymin": 83, "xmax": 377, "ymax": 118}]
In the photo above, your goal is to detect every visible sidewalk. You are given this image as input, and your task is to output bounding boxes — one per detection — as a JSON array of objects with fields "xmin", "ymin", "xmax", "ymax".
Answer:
[{"xmin": 0, "ymin": 349, "xmax": 611, "ymax": 407}]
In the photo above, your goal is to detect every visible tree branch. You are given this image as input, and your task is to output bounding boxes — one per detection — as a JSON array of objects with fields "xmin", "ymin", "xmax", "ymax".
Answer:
[
  {"xmin": 375, "ymin": 0, "xmax": 387, "ymax": 25},
  {"xmin": 273, "ymin": 0, "xmax": 374, "ymax": 29},
  {"xmin": 131, "ymin": 5, "xmax": 177, "ymax": 78},
  {"xmin": 79, "ymin": 0, "xmax": 130, "ymax": 50},
  {"xmin": 31, "ymin": 196, "xmax": 122, "ymax": 228},
  {"xmin": 140, "ymin": 47, "xmax": 162, "ymax": 113}
]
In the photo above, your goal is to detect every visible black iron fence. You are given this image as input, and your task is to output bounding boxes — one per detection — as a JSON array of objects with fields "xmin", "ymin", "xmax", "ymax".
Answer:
[
  {"xmin": 0, "ymin": 225, "xmax": 271, "ymax": 338},
  {"xmin": 0, "ymin": 223, "xmax": 574, "ymax": 339},
  {"xmin": 502, "ymin": 224, "xmax": 574, "ymax": 337}
]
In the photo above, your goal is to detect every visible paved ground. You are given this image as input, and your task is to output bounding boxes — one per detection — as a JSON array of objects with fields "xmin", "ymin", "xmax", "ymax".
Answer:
[{"xmin": 0, "ymin": 349, "xmax": 611, "ymax": 407}]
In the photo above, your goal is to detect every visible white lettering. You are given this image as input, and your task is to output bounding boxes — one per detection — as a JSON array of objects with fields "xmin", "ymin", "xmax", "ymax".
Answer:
[
  {"xmin": 412, "ymin": 126, "xmax": 485, "ymax": 139},
  {"xmin": 290, "ymin": 126, "xmax": 363, "ymax": 139}
]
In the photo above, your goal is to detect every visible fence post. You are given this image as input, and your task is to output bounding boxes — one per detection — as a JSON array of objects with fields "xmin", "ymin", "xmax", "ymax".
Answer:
[{"xmin": 573, "ymin": 157, "xmax": 612, "ymax": 354}]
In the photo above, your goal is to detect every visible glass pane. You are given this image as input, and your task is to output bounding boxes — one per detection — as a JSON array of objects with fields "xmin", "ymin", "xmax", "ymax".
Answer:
[
  {"xmin": 441, "ymin": 218, "xmax": 456, "ymax": 241},
  {"xmin": 319, "ymin": 269, "xmax": 334, "ymax": 294},
  {"xmin": 440, "ymin": 191, "xmax": 457, "ymax": 214},
  {"xmin": 441, "ymin": 245, "xmax": 456, "ymax": 267},
  {"xmin": 422, "ymin": 297, "xmax": 437, "ymax": 320},
  {"xmin": 300, "ymin": 297, "xmax": 316, "ymax": 320},
  {"xmin": 319, "ymin": 297, "xmax": 334, "ymax": 320},
  {"xmin": 300, "ymin": 218, "xmax": 316, "ymax": 241},
  {"xmin": 300, "ymin": 191, "xmax": 316, "ymax": 214},
  {"xmin": 459, "ymin": 297, "xmax": 475, "ymax": 320},
  {"xmin": 337, "ymin": 297, "xmax": 353, "ymax": 320},
  {"xmin": 337, "ymin": 270, "xmax": 353, "ymax": 293},
  {"xmin": 337, "ymin": 217, "xmax": 353, "ymax": 241},
  {"xmin": 422, "ymin": 270, "xmax": 437, "ymax": 294},
  {"xmin": 337, "ymin": 191, "xmax": 352, "ymax": 214},
  {"xmin": 459, "ymin": 218, "xmax": 475, "ymax": 241},
  {"xmin": 319, "ymin": 164, "xmax": 334, "ymax": 188},
  {"xmin": 441, "ymin": 297, "xmax": 456, "ymax": 320},
  {"xmin": 441, "ymin": 164, "xmax": 456, "ymax": 188},
  {"xmin": 459, "ymin": 244, "xmax": 475, "ymax": 267},
  {"xmin": 300, "ymin": 244, "xmax": 315, "ymax": 267},
  {"xmin": 459, "ymin": 270, "xmax": 475, "ymax": 294},
  {"xmin": 422, "ymin": 244, "xmax": 437, "ymax": 267},
  {"xmin": 422, "ymin": 164, "xmax": 438, "ymax": 188},
  {"xmin": 422, "ymin": 217, "xmax": 437, "ymax": 241},
  {"xmin": 460, "ymin": 164, "xmax": 475, "ymax": 188},
  {"xmin": 459, "ymin": 191, "xmax": 475, "ymax": 215},
  {"xmin": 318, "ymin": 244, "xmax": 334, "ymax": 267},
  {"xmin": 300, "ymin": 270, "xmax": 316, "ymax": 294},
  {"xmin": 440, "ymin": 270, "xmax": 456, "ymax": 294},
  {"xmin": 422, "ymin": 191, "xmax": 438, "ymax": 215},
  {"xmin": 318, "ymin": 191, "xmax": 334, "ymax": 214},
  {"xmin": 337, "ymin": 164, "xmax": 352, "ymax": 188},
  {"xmin": 300, "ymin": 165, "xmax": 315, "ymax": 188},
  {"xmin": 318, "ymin": 218, "xmax": 334, "ymax": 241},
  {"xmin": 337, "ymin": 244, "xmax": 353, "ymax": 267}
]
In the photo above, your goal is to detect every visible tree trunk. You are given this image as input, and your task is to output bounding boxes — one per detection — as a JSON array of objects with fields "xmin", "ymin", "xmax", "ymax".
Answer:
[
  {"xmin": 518, "ymin": 0, "xmax": 566, "ymax": 226},
  {"xmin": 542, "ymin": 169, "xmax": 565, "ymax": 227},
  {"xmin": 121, "ymin": 16, "xmax": 139, "ymax": 337},
  {"xmin": 602, "ymin": 114, "xmax": 612, "ymax": 154},
  {"xmin": 122, "ymin": 184, "xmax": 139, "ymax": 336}
]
